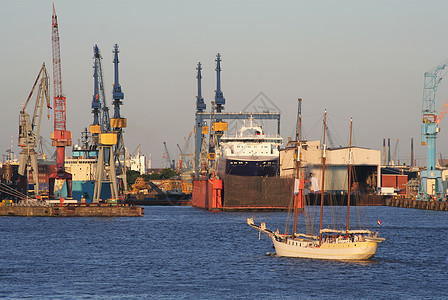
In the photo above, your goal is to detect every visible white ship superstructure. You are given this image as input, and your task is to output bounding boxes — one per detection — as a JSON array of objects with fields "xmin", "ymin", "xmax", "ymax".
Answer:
[{"xmin": 216, "ymin": 118, "xmax": 282, "ymax": 177}]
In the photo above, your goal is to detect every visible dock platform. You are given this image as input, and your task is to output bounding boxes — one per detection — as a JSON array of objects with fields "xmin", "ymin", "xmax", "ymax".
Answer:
[
  {"xmin": 384, "ymin": 198, "xmax": 448, "ymax": 211},
  {"xmin": 0, "ymin": 203, "xmax": 144, "ymax": 217}
]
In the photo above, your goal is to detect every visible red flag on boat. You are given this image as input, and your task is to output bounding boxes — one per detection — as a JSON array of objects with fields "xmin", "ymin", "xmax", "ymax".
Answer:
[{"xmin": 377, "ymin": 219, "xmax": 382, "ymax": 226}]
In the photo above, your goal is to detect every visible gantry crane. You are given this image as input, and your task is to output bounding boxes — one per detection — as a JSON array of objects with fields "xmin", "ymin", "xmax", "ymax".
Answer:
[
  {"xmin": 418, "ymin": 61, "xmax": 448, "ymax": 201},
  {"xmin": 49, "ymin": 4, "xmax": 72, "ymax": 198},
  {"xmin": 111, "ymin": 44, "xmax": 128, "ymax": 193},
  {"xmin": 18, "ymin": 63, "xmax": 51, "ymax": 195}
]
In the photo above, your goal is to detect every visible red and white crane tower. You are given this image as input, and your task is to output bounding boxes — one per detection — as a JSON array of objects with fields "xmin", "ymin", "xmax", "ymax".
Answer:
[{"xmin": 49, "ymin": 4, "xmax": 72, "ymax": 198}]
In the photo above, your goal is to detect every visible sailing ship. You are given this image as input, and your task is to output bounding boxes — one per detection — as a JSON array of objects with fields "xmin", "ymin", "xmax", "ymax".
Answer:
[{"xmin": 248, "ymin": 111, "xmax": 385, "ymax": 260}]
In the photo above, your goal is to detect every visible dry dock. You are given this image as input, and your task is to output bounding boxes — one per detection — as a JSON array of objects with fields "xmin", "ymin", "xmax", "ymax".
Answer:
[{"xmin": 0, "ymin": 204, "xmax": 144, "ymax": 217}]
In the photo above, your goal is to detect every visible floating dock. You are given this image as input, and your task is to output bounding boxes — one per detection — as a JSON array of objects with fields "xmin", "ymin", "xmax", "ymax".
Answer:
[
  {"xmin": 0, "ymin": 203, "xmax": 143, "ymax": 217},
  {"xmin": 192, "ymin": 174, "xmax": 386, "ymax": 211},
  {"xmin": 192, "ymin": 175, "xmax": 295, "ymax": 211}
]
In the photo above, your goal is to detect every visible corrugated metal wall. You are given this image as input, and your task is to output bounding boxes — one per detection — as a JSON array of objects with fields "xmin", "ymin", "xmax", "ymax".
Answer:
[{"xmin": 222, "ymin": 175, "xmax": 294, "ymax": 209}]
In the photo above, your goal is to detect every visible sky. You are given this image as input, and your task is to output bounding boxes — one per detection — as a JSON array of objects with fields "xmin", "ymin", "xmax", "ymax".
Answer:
[{"xmin": 2, "ymin": 0, "xmax": 448, "ymax": 168}]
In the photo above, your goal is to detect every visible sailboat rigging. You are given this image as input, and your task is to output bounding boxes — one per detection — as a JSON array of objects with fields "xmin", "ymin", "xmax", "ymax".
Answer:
[{"xmin": 248, "ymin": 111, "xmax": 385, "ymax": 260}]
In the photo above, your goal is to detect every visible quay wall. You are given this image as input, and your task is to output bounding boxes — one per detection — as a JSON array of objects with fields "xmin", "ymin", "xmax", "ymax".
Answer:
[
  {"xmin": 0, "ymin": 204, "xmax": 143, "ymax": 217},
  {"xmin": 384, "ymin": 198, "xmax": 448, "ymax": 211}
]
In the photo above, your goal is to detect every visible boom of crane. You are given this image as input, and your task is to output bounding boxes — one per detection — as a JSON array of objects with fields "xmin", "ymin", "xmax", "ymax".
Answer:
[{"xmin": 18, "ymin": 63, "xmax": 51, "ymax": 195}]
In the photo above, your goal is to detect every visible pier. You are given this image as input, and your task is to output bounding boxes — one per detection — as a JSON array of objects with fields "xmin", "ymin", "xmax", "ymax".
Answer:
[
  {"xmin": 384, "ymin": 198, "xmax": 448, "ymax": 211},
  {"xmin": 0, "ymin": 203, "xmax": 143, "ymax": 217}
]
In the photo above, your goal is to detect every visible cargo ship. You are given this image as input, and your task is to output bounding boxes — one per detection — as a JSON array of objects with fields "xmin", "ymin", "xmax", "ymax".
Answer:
[{"xmin": 54, "ymin": 143, "xmax": 111, "ymax": 202}]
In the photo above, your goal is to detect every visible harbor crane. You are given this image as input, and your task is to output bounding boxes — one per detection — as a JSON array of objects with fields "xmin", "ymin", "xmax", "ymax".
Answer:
[
  {"xmin": 177, "ymin": 142, "xmax": 193, "ymax": 171},
  {"xmin": 194, "ymin": 62, "xmax": 208, "ymax": 175},
  {"xmin": 91, "ymin": 44, "xmax": 119, "ymax": 202},
  {"xmin": 111, "ymin": 44, "xmax": 128, "ymax": 193},
  {"xmin": 18, "ymin": 63, "xmax": 51, "ymax": 195},
  {"xmin": 208, "ymin": 54, "xmax": 228, "ymax": 161},
  {"xmin": 179, "ymin": 133, "xmax": 194, "ymax": 171},
  {"xmin": 49, "ymin": 4, "xmax": 72, "ymax": 198},
  {"xmin": 163, "ymin": 142, "xmax": 175, "ymax": 169},
  {"xmin": 419, "ymin": 61, "xmax": 448, "ymax": 201},
  {"xmin": 90, "ymin": 45, "xmax": 111, "ymax": 146},
  {"xmin": 193, "ymin": 54, "xmax": 281, "ymax": 179}
]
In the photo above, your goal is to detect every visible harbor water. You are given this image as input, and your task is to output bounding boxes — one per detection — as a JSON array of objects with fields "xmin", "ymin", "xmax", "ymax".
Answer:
[{"xmin": 0, "ymin": 206, "xmax": 447, "ymax": 299}]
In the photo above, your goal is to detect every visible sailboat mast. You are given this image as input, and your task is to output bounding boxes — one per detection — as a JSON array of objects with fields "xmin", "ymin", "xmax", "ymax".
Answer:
[
  {"xmin": 293, "ymin": 99, "xmax": 303, "ymax": 235},
  {"xmin": 346, "ymin": 117, "xmax": 353, "ymax": 232},
  {"xmin": 319, "ymin": 110, "xmax": 327, "ymax": 245}
]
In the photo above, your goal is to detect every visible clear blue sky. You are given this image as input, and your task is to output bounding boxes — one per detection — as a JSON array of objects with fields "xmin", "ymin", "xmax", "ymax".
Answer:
[{"xmin": 2, "ymin": 0, "xmax": 448, "ymax": 167}]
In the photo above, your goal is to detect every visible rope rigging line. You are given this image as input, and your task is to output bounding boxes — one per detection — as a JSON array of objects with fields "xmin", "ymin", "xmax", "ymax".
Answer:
[
  {"xmin": 0, "ymin": 186, "xmax": 27, "ymax": 199},
  {"xmin": 0, "ymin": 181, "xmax": 27, "ymax": 196},
  {"xmin": 0, "ymin": 182, "xmax": 28, "ymax": 199}
]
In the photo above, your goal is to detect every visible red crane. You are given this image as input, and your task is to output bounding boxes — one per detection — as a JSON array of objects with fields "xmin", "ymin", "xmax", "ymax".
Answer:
[{"xmin": 49, "ymin": 4, "xmax": 72, "ymax": 198}]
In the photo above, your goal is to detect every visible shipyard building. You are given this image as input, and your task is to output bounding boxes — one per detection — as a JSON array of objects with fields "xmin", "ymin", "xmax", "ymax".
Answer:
[{"xmin": 280, "ymin": 140, "xmax": 380, "ymax": 194}]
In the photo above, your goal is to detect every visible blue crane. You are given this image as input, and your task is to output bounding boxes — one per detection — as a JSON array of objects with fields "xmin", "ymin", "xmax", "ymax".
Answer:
[
  {"xmin": 110, "ymin": 44, "xmax": 128, "ymax": 193},
  {"xmin": 208, "ymin": 54, "xmax": 228, "ymax": 162},
  {"xmin": 214, "ymin": 53, "xmax": 225, "ymax": 112},
  {"xmin": 91, "ymin": 45, "xmax": 111, "ymax": 145},
  {"xmin": 94, "ymin": 45, "xmax": 111, "ymax": 132},
  {"xmin": 194, "ymin": 62, "xmax": 207, "ymax": 176},
  {"xmin": 418, "ymin": 62, "xmax": 447, "ymax": 201}
]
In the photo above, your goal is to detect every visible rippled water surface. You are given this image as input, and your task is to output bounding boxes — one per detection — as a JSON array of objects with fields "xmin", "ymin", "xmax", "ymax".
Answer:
[{"xmin": 0, "ymin": 206, "xmax": 447, "ymax": 299}]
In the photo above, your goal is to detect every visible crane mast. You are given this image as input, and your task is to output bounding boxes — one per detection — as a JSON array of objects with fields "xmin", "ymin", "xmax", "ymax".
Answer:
[
  {"xmin": 111, "ymin": 44, "xmax": 128, "ymax": 193},
  {"xmin": 90, "ymin": 45, "xmax": 111, "ymax": 146},
  {"xmin": 214, "ymin": 53, "xmax": 225, "ymax": 112},
  {"xmin": 194, "ymin": 62, "xmax": 207, "ymax": 178},
  {"xmin": 91, "ymin": 46, "xmax": 101, "ymax": 146},
  {"xmin": 50, "ymin": 4, "xmax": 72, "ymax": 198},
  {"xmin": 296, "ymin": 98, "xmax": 302, "ymax": 142},
  {"xmin": 96, "ymin": 45, "xmax": 111, "ymax": 133},
  {"xmin": 209, "ymin": 53, "xmax": 228, "ymax": 164}
]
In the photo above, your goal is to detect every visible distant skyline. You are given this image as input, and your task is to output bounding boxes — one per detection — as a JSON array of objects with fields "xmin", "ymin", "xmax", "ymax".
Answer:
[{"xmin": 2, "ymin": 0, "xmax": 448, "ymax": 167}]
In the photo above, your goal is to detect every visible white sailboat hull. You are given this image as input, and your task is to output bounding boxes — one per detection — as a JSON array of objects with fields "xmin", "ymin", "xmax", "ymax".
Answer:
[{"xmin": 272, "ymin": 237, "xmax": 378, "ymax": 260}]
